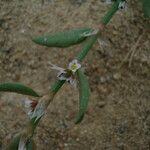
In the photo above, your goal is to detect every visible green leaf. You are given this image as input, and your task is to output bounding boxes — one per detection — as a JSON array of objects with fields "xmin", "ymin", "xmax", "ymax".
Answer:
[
  {"xmin": 101, "ymin": 0, "xmax": 121, "ymax": 25},
  {"xmin": 75, "ymin": 69, "xmax": 90, "ymax": 124},
  {"xmin": 6, "ymin": 135, "xmax": 21, "ymax": 150},
  {"xmin": 32, "ymin": 28, "xmax": 93, "ymax": 48},
  {"xmin": 143, "ymin": 0, "xmax": 150, "ymax": 18},
  {"xmin": 0, "ymin": 82, "xmax": 40, "ymax": 97}
]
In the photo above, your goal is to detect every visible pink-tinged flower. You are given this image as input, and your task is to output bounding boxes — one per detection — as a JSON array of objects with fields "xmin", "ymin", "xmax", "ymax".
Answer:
[
  {"xmin": 49, "ymin": 60, "xmax": 81, "ymax": 87},
  {"xmin": 22, "ymin": 98, "xmax": 38, "ymax": 117},
  {"xmin": 22, "ymin": 98, "xmax": 45, "ymax": 122}
]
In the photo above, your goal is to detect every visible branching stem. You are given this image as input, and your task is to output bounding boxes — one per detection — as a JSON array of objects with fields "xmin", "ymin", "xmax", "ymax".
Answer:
[{"xmin": 22, "ymin": 0, "xmax": 123, "ymax": 144}]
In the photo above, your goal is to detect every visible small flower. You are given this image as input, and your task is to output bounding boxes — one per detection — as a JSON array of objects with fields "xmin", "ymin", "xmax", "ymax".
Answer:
[
  {"xmin": 22, "ymin": 98, "xmax": 38, "ymax": 117},
  {"xmin": 68, "ymin": 59, "xmax": 81, "ymax": 73},
  {"xmin": 49, "ymin": 60, "xmax": 81, "ymax": 87},
  {"xmin": 118, "ymin": 1, "xmax": 127, "ymax": 10}
]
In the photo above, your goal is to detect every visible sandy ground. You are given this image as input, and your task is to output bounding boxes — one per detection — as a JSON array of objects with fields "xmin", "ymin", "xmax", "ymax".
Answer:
[{"xmin": 0, "ymin": 0, "xmax": 150, "ymax": 150}]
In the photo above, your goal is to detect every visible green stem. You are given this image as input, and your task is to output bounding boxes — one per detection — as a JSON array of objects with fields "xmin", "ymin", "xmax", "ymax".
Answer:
[
  {"xmin": 76, "ymin": 34, "xmax": 98, "ymax": 62},
  {"xmin": 101, "ymin": 0, "xmax": 121, "ymax": 25},
  {"xmin": 50, "ymin": 80, "xmax": 65, "ymax": 93},
  {"xmin": 21, "ymin": 0, "xmax": 123, "ymax": 145},
  {"xmin": 33, "ymin": 0, "xmax": 121, "ymax": 132}
]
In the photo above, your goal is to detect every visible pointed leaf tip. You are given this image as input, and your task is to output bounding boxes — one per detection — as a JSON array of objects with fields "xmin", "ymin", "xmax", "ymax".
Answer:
[
  {"xmin": 0, "ymin": 82, "xmax": 41, "ymax": 97},
  {"xmin": 75, "ymin": 69, "xmax": 90, "ymax": 124}
]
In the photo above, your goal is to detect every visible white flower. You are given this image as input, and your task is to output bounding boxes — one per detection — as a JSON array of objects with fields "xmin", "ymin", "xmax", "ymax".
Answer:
[
  {"xmin": 68, "ymin": 59, "xmax": 81, "ymax": 73},
  {"xmin": 49, "ymin": 60, "xmax": 81, "ymax": 87},
  {"xmin": 118, "ymin": 1, "xmax": 127, "ymax": 10}
]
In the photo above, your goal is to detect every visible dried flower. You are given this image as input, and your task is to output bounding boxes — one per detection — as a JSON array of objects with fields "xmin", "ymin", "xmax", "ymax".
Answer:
[
  {"xmin": 22, "ymin": 98, "xmax": 45, "ymax": 122},
  {"xmin": 22, "ymin": 98, "xmax": 38, "ymax": 117},
  {"xmin": 31, "ymin": 102, "xmax": 45, "ymax": 122},
  {"xmin": 118, "ymin": 1, "xmax": 127, "ymax": 10}
]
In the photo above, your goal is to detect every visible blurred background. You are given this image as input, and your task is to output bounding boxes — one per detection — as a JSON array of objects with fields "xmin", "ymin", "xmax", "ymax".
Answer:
[{"xmin": 0, "ymin": 0, "xmax": 150, "ymax": 149}]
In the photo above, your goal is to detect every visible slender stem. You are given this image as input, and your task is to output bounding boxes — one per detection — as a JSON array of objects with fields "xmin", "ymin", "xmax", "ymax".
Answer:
[
  {"xmin": 101, "ymin": 0, "xmax": 121, "ymax": 25},
  {"xmin": 76, "ymin": 34, "xmax": 98, "ymax": 62},
  {"xmin": 50, "ymin": 80, "xmax": 65, "ymax": 93},
  {"xmin": 33, "ymin": 0, "xmax": 121, "ymax": 134},
  {"xmin": 18, "ymin": 0, "xmax": 123, "ymax": 146},
  {"xmin": 49, "ymin": 0, "xmax": 122, "ymax": 96}
]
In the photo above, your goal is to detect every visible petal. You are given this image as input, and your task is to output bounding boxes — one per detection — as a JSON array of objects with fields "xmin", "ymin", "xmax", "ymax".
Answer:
[
  {"xmin": 31, "ymin": 103, "xmax": 45, "ymax": 122},
  {"xmin": 57, "ymin": 71, "xmax": 67, "ymax": 80},
  {"xmin": 76, "ymin": 63, "xmax": 81, "ymax": 70},
  {"xmin": 66, "ymin": 77, "xmax": 77, "ymax": 87},
  {"xmin": 48, "ymin": 61, "xmax": 65, "ymax": 72}
]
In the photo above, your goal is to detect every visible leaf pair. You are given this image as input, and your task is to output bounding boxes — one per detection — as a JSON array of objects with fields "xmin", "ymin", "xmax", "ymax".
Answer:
[
  {"xmin": 32, "ymin": 27, "xmax": 93, "ymax": 48},
  {"xmin": 0, "ymin": 82, "xmax": 40, "ymax": 97}
]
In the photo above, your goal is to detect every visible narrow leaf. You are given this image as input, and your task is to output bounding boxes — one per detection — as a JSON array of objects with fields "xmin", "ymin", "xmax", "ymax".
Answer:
[
  {"xmin": 143, "ymin": 0, "xmax": 150, "ymax": 18},
  {"xmin": 6, "ymin": 135, "xmax": 21, "ymax": 150},
  {"xmin": 75, "ymin": 69, "xmax": 90, "ymax": 124},
  {"xmin": 0, "ymin": 82, "xmax": 40, "ymax": 97},
  {"xmin": 32, "ymin": 28, "xmax": 93, "ymax": 48}
]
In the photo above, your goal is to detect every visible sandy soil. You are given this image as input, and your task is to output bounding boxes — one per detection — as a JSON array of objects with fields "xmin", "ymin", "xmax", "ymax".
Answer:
[{"xmin": 0, "ymin": 0, "xmax": 150, "ymax": 150}]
